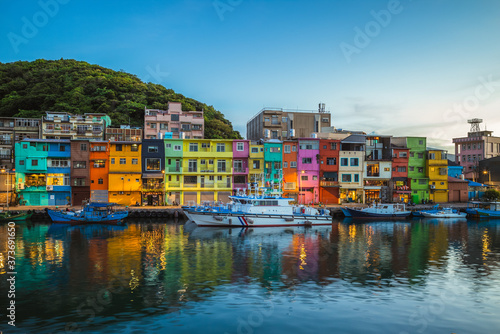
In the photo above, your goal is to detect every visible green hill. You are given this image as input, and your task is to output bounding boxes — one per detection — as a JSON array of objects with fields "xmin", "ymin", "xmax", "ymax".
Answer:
[{"xmin": 0, "ymin": 59, "xmax": 242, "ymax": 139}]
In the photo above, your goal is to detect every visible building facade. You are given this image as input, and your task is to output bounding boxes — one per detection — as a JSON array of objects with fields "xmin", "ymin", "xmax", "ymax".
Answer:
[
  {"xmin": 339, "ymin": 135, "xmax": 365, "ymax": 203},
  {"xmin": 0, "ymin": 117, "xmax": 41, "ymax": 170},
  {"xmin": 164, "ymin": 139, "xmax": 184, "ymax": 205},
  {"xmin": 106, "ymin": 126, "xmax": 142, "ymax": 142},
  {"xmin": 318, "ymin": 139, "xmax": 340, "ymax": 205},
  {"xmin": 232, "ymin": 140, "xmax": 250, "ymax": 192},
  {"xmin": 42, "ymin": 112, "xmax": 111, "ymax": 140},
  {"xmin": 282, "ymin": 140, "xmax": 298, "ymax": 201},
  {"xmin": 141, "ymin": 139, "xmax": 165, "ymax": 206},
  {"xmin": 89, "ymin": 142, "xmax": 110, "ymax": 203},
  {"xmin": 246, "ymin": 105, "xmax": 331, "ymax": 141},
  {"xmin": 70, "ymin": 140, "xmax": 90, "ymax": 206},
  {"xmin": 144, "ymin": 102, "xmax": 204, "ymax": 139},
  {"xmin": 391, "ymin": 146, "xmax": 410, "ymax": 203},
  {"xmin": 297, "ymin": 139, "xmax": 320, "ymax": 204},
  {"xmin": 263, "ymin": 141, "xmax": 283, "ymax": 195},
  {"xmin": 426, "ymin": 149, "xmax": 449, "ymax": 203},
  {"xmin": 108, "ymin": 142, "xmax": 142, "ymax": 206},
  {"xmin": 364, "ymin": 135, "xmax": 392, "ymax": 203}
]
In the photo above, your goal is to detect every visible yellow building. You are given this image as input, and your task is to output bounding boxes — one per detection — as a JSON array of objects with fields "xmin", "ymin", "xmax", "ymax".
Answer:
[
  {"xmin": 108, "ymin": 142, "xmax": 142, "ymax": 205},
  {"xmin": 426, "ymin": 149, "xmax": 448, "ymax": 203},
  {"xmin": 249, "ymin": 143, "xmax": 264, "ymax": 189},
  {"xmin": 181, "ymin": 139, "xmax": 233, "ymax": 204}
]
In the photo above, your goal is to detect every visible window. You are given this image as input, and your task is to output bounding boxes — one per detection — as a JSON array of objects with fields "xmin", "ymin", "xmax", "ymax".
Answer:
[
  {"xmin": 184, "ymin": 176, "xmax": 197, "ymax": 184},
  {"xmin": 417, "ymin": 167, "xmax": 423, "ymax": 173},
  {"xmin": 131, "ymin": 144, "xmax": 138, "ymax": 152},
  {"xmin": 80, "ymin": 143, "xmax": 87, "ymax": 151},
  {"xmin": 478, "ymin": 143, "xmax": 481, "ymax": 149},
  {"xmin": 174, "ymin": 145, "xmax": 181, "ymax": 151},
  {"xmin": 120, "ymin": 158, "xmax": 126, "ymax": 164},
  {"xmin": 132, "ymin": 159, "xmax": 138, "ymax": 165},
  {"xmin": 399, "ymin": 152, "xmax": 407, "ymax": 158},
  {"xmin": 270, "ymin": 147, "xmax": 281, "ymax": 153},
  {"xmin": 209, "ymin": 159, "xmax": 214, "ymax": 165},
  {"xmin": 419, "ymin": 140, "xmax": 423, "ymax": 145},
  {"xmin": 330, "ymin": 143, "xmax": 337, "ymax": 150},
  {"xmin": 201, "ymin": 159, "xmax": 206, "ymax": 165},
  {"xmin": 171, "ymin": 114, "xmax": 179, "ymax": 121},
  {"xmin": 217, "ymin": 160, "xmax": 226, "ymax": 172},
  {"xmin": 418, "ymin": 153, "xmax": 423, "ymax": 159},
  {"xmin": 251, "ymin": 147, "xmax": 259, "ymax": 153},
  {"xmin": 19, "ymin": 160, "xmax": 25, "ymax": 165},
  {"xmin": 188, "ymin": 159, "xmax": 197, "ymax": 172},
  {"xmin": 215, "ymin": 143, "xmax": 225, "ymax": 152},
  {"xmin": 342, "ymin": 174, "xmax": 352, "ymax": 182},
  {"xmin": 282, "ymin": 117, "xmax": 288, "ymax": 122},
  {"xmin": 428, "ymin": 153, "xmax": 435, "ymax": 160},
  {"xmin": 350, "ymin": 158, "xmax": 359, "ymax": 166},
  {"xmin": 341, "ymin": 158, "xmax": 348, "ymax": 166},
  {"xmin": 111, "ymin": 158, "xmax": 115, "ymax": 164},
  {"xmin": 274, "ymin": 162, "xmax": 281, "ymax": 169},
  {"xmin": 181, "ymin": 124, "xmax": 191, "ymax": 131},
  {"xmin": 217, "ymin": 175, "xmax": 223, "ymax": 181},
  {"xmin": 189, "ymin": 143, "xmax": 198, "ymax": 152},
  {"xmin": 284, "ymin": 145, "xmax": 291, "ymax": 153},
  {"xmin": 74, "ymin": 161, "xmax": 86, "ymax": 169},
  {"xmin": 384, "ymin": 168, "xmax": 390, "ymax": 172},
  {"xmin": 237, "ymin": 142, "xmax": 244, "ymax": 151},
  {"xmin": 116, "ymin": 144, "xmax": 122, "ymax": 151},
  {"xmin": 418, "ymin": 179, "xmax": 426, "ymax": 184},
  {"xmin": 410, "ymin": 152, "xmax": 414, "ymax": 157},
  {"xmin": 166, "ymin": 143, "xmax": 172, "ymax": 149},
  {"xmin": 302, "ymin": 158, "xmax": 312, "ymax": 164},
  {"xmin": 292, "ymin": 146, "xmax": 297, "ymax": 152},
  {"xmin": 148, "ymin": 146, "xmax": 158, "ymax": 153},
  {"xmin": 312, "ymin": 175, "xmax": 318, "ymax": 181},
  {"xmin": 290, "ymin": 161, "xmax": 297, "ymax": 168},
  {"xmin": 23, "ymin": 144, "xmax": 27, "ymax": 149},
  {"xmin": 50, "ymin": 159, "xmax": 70, "ymax": 167},
  {"xmin": 301, "ymin": 175, "xmax": 308, "ymax": 181},
  {"xmin": 253, "ymin": 160, "xmax": 260, "ymax": 169},
  {"xmin": 73, "ymin": 178, "xmax": 86, "ymax": 186},
  {"xmin": 354, "ymin": 174, "xmax": 359, "ymax": 182},
  {"xmin": 150, "ymin": 123, "xmax": 156, "ymax": 129},
  {"xmin": 397, "ymin": 166, "xmax": 406, "ymax": 173},
  {"xmin": 283, "ymin": 162, "xmax": 288, "ymax": 168},
  {"xmin": 264, "ymin": 117, "xmax": 270, "ymax": 122},
  {"xmin": 146, "ymin": 158, "xmax": 161, "ymax": 171},
  {"xmin": 209, "ymin": 175, "xmax": 214, "ymax": 181},
  {"xmin": 409, "ymin": 166, "xmax": 414, "ymax": 171}
]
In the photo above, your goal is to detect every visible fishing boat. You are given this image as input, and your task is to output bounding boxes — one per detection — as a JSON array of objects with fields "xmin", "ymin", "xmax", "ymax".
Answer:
[
  {"xmin": 420, "ymin": 207, "xmax": 466, "ymax": 218},
  {"xmin": 466, "ymin": 201, "xmax": 500, "ymax": 218},
  {"xmin": 411, "ymin": 204, "xmax": 440, "ymax": 217},
  {"xmin": 341, "ymin": 203, "xmax": 411, "ymax": 219},
  {"xmin": 47, "ymin": 202, "xmax": 128, "ymax": 224},
  {"xmin": 0, "ymin": 210, "xmax": 33, "ymax": 222},
  {"xmin": 183, "ymin": 195, "xmax": 332, "ymax": 227}
]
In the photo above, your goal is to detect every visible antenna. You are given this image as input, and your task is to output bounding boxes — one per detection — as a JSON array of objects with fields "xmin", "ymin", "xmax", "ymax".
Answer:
[{"xmin": 467, "ymin": 118, "xmax": 482, "ymax": 133}]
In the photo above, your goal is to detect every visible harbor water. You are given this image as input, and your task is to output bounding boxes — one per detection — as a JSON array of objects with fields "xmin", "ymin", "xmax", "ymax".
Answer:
[{"xmin": 1, "ymin": 218, "xmax": 500, "ymax": 333}]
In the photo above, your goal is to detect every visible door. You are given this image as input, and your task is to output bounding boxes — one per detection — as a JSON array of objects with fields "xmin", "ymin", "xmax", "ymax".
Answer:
[
  {"xmin": 200, "ymin": 176, "xmax": 205, "ymax": 188},
  {"xmin": 29, "ymin": 193, "xmax": 41, "ymax": 206},
  {"xmin": 55, "ymin": 192, "xmax": 68, "ymax": 205}
]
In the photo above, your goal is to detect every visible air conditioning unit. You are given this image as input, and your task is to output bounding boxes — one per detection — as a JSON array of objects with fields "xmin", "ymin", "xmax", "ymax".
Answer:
[
  {"xmin": 430, "ymin": 185, "xmax": 435, "ymax": 189},
  {"xmin": 46, "ymin": 185, "xmax": 54, "ymax": 191}
]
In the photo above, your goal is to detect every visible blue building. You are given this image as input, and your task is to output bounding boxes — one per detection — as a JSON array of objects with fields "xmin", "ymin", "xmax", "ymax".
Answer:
[
  {"xmin": 47, "ymin": 140, "xmax": 72, "ymax": 205},
  {"xmin": 448, "ymin": 160, "xmax": 464, "ymax": 179},
  {"xmin": 141, "ymin": 139, "xmax": 166, "ymax": 205}
]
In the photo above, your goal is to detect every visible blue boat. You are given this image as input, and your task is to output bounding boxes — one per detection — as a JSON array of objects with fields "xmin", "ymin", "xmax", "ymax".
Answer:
[
  {"xmin": 47, "ymin": 202, "xmax": 128, "ymax": 224},
  {"xmin": 466, "ymin": 201, "xmax": 500, "ymax": 218},
  {"xmin": 412, "ymin": 204, "xmax": 440, "ymax": 217}
]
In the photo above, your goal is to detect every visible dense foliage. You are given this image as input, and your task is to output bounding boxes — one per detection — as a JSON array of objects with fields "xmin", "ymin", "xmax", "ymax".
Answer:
[
  {"xmin": 483, "ymin": 189, "xmax": 500, "ymax": 201},
  {"xmin": 0, "ymin": 59, "xmax": 241, "ymax": 139}
]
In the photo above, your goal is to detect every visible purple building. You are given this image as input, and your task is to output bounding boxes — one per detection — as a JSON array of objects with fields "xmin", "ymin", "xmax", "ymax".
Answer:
[
  {"xmin": 233, "ymin": 140, "xmax": 250, "ymax": 192},
  {"xmin": 297, "ymin": 138, "xmax": 320, "ymax": 204}
]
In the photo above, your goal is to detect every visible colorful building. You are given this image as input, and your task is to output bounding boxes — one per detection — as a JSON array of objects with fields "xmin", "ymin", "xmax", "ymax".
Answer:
[
  {"xmin": 297, "ymin": 139, "xmax": 320, "ymax": 204},
  {"xmin": 248, "ymin": 142, "xmax": 264, "ymax": 191},
  {"xmin": 391, "ymin": 145, "xmax": 410, "ymax": 202},
  {"xmin": 144, "ymin": 102, "xmax": 204, "ymax": 139},
  {"xmin": 263, "ymin": 140, "xmax": 283, "ymax": 194},
  {"xmin": 70, "ymin": 140, "xmax": 90, "ymax": 206},
  {"xmin": 89, "ymin": 141, "xmax": 110, "ymax": 203},
  {"xmin": 42, "ymin": 112, "xmax": 111, "ymax": 140},
  {"xmin": 15, "ymin": 140, "xmax": 49, "ymax": 206},
  {"xmin": 364, "ymin": 135, "xmax": 392, "ymax": 203},
  {"xmin": 141, "ymin": 139, "xmax": 165, "ymax": 206},
  {"xmin": 46, "ymin": 140, "xmax": 71, "ymax": 206},
  {"xmin": 426, "ymin": 149, "xmax": 448, "ymax": 203},
  {"xmin": 319, "ymin": 139, "xmax": 340, "ymax": 205},
  {"xmin": 181, "ymin": 139, "xmax": 233, "ymax": 204},
  {"xmin": 282, "ymin": 140, "xmax": 298, "ymax": 201},
  {"xmin": 108, "ymin": 142, "xmax": 142, "ymax": 206},
  {"xmin": 339, "ymin": 135, "xmax": 365, "ymax": 203},
  {"xmin": 164, "ymin": 139, "xmax": 183, "ymax": 205},
  {"xmin": 232, "ymin": 140, "xmax": 250, "ymax": 192}
]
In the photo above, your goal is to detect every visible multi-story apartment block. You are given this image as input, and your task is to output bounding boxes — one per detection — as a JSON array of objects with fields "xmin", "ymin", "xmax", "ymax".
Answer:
[
  {"xmin": 141, "ymin": 139, "xmax": 165, "ymax": 205},
  {"xmin": 282, "ymin": 140, "xmax": 298, "ymax": 201},
  {"xmin": 42, "ymin": 112, "xmax": 111, "ymax": 140},
  {"xmin": 106, "ymin": 126, "xmax": 142, "ymax": 142},
  {"xmin": 144, "ymin": 102, "xmax": 204, "ymax": 139},
  {"xmin": 232, "ymin": 140, "xmax": 250, "ymax": 191},
  {"xmin": 297, "ymin": 139, "xmax": 320, "ymax": 204},
  {"xmin": 164, "ymin": 139, "xmax": 184, "ymax": 205},
  {"xmin": 263, "ymin": 140, "xmax": 283, "ymax": 194},
  {"xmin": 393, "ymin": 137, "xmax": 429, "ymax": 204},
  {"xmin": 452, "ymin": 119, "xmax": 500, "ymax": 180},
  {"xmin": 70, "ymin": 140, "xmax": 90, "ymax": 205},
  {"xmin": 89, "ymin": 141, "xmax": 110, "ymax": 203},
  {"xmin": 108, "ymin": 142, "xmax": 142, "ymax": 206},
  {"xmin": 15, "ymin": 139, "xmax": 71, "ymax": 206},
  {"xmin": 364, "ymin": 135, "xmax": 392, "ymax": 203},
  {"xmin": 339, "ymin": 134, "xmax": 365, "ymax": 203},
  {"xmin": 426, "ymin": 149, "xmax": 449, "ymax": 203},
  {"xmin": 319, "ymin": 139, "xmax": 340, "ymax": 205},
  {"xmin": 391, "ymin": 145, "xmax": 410, "ymax": 203},
  {"xmin": 248, "ymin": 142, "xmax": 264, "ymax": 191},
  {"xmin": 181, "ymin": 139, "xmax": 233, "ymax": 204},
  {"xmin": 246, "ymin": 104, "xmax": 331, "ymax": 141},
  {"xmin": 0, "ymin": 117, "xmax": 41, "ymax": 169}
]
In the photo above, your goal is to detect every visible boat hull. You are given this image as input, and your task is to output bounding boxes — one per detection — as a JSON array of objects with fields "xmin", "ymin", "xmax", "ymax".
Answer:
[
  {"xmin": 341, "ymin": 207, "xmax": 411, "ymax": 219},
  {"xmin": 477, "ymin": 209, "xmax": 500, "ymax": 218},
  {"xmin": 421, "ymin": 212, "xmax": 467, "ymax": 218},
  {"xmin": 0, "ymin": 212, "xmax": 33, "ymax": 222},
  {"xmin": 184, "ymin": 211, "xmax": 332, "ymax": 227},
  {"xmin": 47, "ymin": 210, "xmax": 128, "ymax": 225}
]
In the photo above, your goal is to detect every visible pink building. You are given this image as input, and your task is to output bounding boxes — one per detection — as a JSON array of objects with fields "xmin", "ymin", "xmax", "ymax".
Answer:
[
  {"xmin": 232, "ymin": 140, "xmax": 250, "ymax": 192},
  {"xmin": 144, "ymin": 102, "xmax": 204, "ymax": 139},
  {"xmin": 297, "ymin": 138, "xmax": 320, "ymax": 204}
]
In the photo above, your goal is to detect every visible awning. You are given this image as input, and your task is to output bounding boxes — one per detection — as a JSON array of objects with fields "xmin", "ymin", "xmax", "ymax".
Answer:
[{"xmin": 142, "ymin": 173, "xmax": 164, "ymax": 179}]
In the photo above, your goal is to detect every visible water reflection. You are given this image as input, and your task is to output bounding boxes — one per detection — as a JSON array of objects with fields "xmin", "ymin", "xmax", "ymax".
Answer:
[{"xmin": 0, "ymin": 219, "xmax": 499, "ymax": 333}]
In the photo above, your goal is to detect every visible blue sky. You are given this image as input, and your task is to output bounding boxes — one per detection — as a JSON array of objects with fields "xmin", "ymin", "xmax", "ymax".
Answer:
[{"xmin": 2, "ymin": 0, "xmax": 500, "ymax": 150}]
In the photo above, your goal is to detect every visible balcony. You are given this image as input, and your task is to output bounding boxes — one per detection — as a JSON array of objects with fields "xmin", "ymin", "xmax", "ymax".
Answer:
[
  {"xmin": 166, "ymin": 166, "xmax": 181, "ymax": 173},
  {"xmin": 142, "ymin": 184, "xmax": 164, "ymax": 191},
  {"xmin": 233, "ymin": 167, "xmax": 249, "ymax": 174},
  {"xmin": 166, "ymin": 181, "xmax": 181, "ymax": 188},
  {"xmin": 320, "ymin": 181, "xmax": 339, "ymax": 187},
  {"xmin": 0, "ymin": 154, "xmax": 11, "ymax": 159},
  {"xmin": 0, "ymin": 140, "xmax": 12, "ymax": 145},
  {"xmin": 200, "ymin": 182, "xmax": 215, "ymax": 189}
]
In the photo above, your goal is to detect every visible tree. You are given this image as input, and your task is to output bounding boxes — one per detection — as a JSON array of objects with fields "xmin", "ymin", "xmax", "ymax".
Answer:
[{"xmin": 482, "ymin": 189, "xmax": 500, "ymax": 201}]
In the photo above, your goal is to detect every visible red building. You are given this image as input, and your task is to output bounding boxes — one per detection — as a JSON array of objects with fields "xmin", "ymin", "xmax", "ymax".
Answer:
[
  {"xmin": 282, "ymin": 140, "xmax": 298, "ymax": 201},
  {"xmin": 391, "ymin": 146, "xmax": 411, "ymax": 202},
  {"xmin": 319, "ymin": 139, "xmax": 340, "ymax": 205},
  {"xmin": 448, "ymin": 176, "xmax": 468, "ymax": 202}
]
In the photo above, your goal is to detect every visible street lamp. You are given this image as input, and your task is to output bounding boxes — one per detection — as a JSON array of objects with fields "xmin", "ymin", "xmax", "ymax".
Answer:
[
  {"xmin": 483, "ymin": 170, "xmax": 491, "ymax": 185},
  {"xmin": 1, "ymin": 169, "xmax": 9, "ymax": 210}
]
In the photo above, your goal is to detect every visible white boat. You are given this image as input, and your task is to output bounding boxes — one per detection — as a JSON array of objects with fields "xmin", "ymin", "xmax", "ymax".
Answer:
[
  {"xmin": 183, "ymin": 195, "xmax": 332, "ymax": 227},
  {"xmin": 421, "ymin": 207, "xmax": 467, "ymax": 218},
  {"xmin": 341, "ymin": 203, "xmax": 411, "ymax": 219}
]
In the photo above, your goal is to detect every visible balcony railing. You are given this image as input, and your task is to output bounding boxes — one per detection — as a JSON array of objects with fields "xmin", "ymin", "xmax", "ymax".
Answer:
[
  {"xmin": 320, "ymin": 181, "xmax": 339, "ymax": 187},
  {"xmin": 142, "ymin": 184, "xmax": 164, "ymax": 191},
  {"xmin": 0, "ymin": 140, "xmax": 12, "ymax": 145},
  {"xmin": 166, "ymin": 167, "xmax": 181, "ymax": 173},
  {"xmin": 233, "ymin": 167, "xmax": 249, "ymax": 174}
]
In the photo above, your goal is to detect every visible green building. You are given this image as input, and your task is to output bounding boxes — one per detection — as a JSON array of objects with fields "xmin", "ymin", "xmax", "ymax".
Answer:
[{"xmin": 263, "ymin": 140, "xmax": 283, "ymax": 194}]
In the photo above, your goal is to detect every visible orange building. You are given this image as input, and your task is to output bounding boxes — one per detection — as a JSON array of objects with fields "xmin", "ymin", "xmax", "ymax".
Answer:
[
  {"xmin": 282, "ymin": 140, "xmax": 298, "ymax": 201},
  {"xmin": 89, "ymin": 141, "xmax": 110, "ymax": 202}
]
